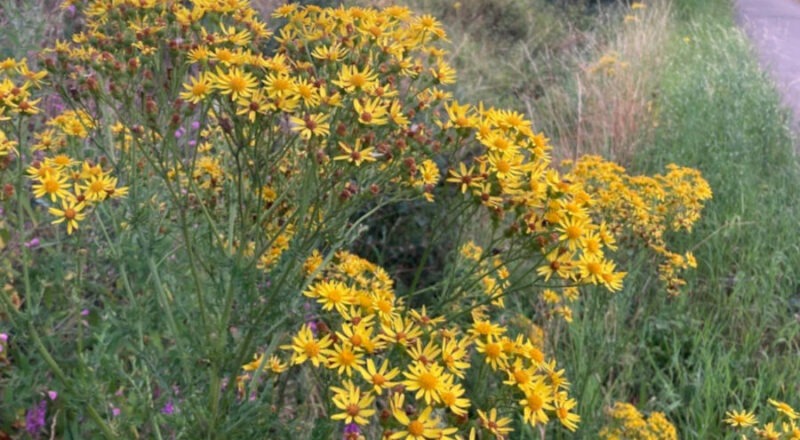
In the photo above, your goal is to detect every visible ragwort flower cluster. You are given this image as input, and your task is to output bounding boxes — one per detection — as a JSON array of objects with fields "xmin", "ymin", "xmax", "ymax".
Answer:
[
  {"xmin": 38, "ymin": 0, "xmax": 460, "ymax": 248},
  {"xmin": 567, "ymin": 155, "xmax": 712, "ymax": 295},
  {"xmin": 599, "ymin": 401, "xmax": 678, "ymax": 440},
  {"xmin": 242, "ymin": 250, "xmax": 581, "ymax": 438}
]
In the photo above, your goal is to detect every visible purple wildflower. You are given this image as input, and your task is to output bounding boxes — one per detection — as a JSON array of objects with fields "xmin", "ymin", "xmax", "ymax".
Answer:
[
  {"xmin": 161, "ymin": 401, "xmax": 175, "ymax": 415},
  {"xmin": 25, "ymin": 400, "xmax": 47, "ymax": 438},
  {"xmin": 24, "ymin": 238, "xmax": 41, "ymax": 248},
  {"xmin": 343, "ymin": 423, "xmax": 361, "ymax": 440}
]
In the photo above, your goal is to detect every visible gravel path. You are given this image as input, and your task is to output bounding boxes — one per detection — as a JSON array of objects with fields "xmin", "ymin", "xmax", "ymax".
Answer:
[{"xmin": 736, "ymin": 0, "xmax": 800, "ymax": 135}]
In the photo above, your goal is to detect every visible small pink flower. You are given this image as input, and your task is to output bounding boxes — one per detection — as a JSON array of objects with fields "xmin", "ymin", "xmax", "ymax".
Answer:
[{"xmin": 47, "ymin": 391, "xmax": 58, "ymax": 401}]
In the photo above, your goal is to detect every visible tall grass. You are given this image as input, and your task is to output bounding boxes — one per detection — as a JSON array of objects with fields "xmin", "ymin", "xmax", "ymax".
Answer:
[
  {"xmin": 522, "ymin": 1, "xmax": 672, "ymax": 164},
  {"xmin": 561, "ymin": 2, "xmax": 800, "ymax": 437}
]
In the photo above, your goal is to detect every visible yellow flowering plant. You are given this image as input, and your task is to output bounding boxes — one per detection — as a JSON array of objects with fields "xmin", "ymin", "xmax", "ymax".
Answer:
[{"xmin": 0, "ymin": 1, "xmax": 712, "ymax": 438}]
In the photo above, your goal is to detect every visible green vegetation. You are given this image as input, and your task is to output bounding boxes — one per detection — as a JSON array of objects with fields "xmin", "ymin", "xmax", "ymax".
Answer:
[{"xmin": 1, "ymin": 0, "xmax": 798, "ymax": 438}]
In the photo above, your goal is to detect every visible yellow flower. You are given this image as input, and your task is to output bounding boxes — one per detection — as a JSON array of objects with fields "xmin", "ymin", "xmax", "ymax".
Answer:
[
  {"xmin": 354, "ymin": 97, "xmax": 388, "ymax": 125},
  {"xmin": 330, "ymin": 380, "xmax": 375, "ymax": 425},
  {"xmin": 599, "ymin": 261, "xmax": 626, "ymax": 292},
  {"xmin": 381, "ymin": 316, "xmax": 423, "ymax": 347},
  {"xmin": 430, "ymin": 60, "xmax": 456, "ymax": 84},
  {"xmin": 311, "ymin": 43, "xmax": 347, "ymax": 62},
  {"xmin": 0, "ymin": 58, "xmax": 17, "ymax": 71},
  {"xmin": 241, "ymin": 353, "xmax": 266, "ymax": 372},
  {"xmin": 80, "ymin": 174, "xmax": 115, "ymax": 202},
  {"xmin": 32, "ymin": 171, "xmax": 72, "ymax": 202},
  {"xmin": 403, "ymin": 361, "xmax": 448, "ymax": 404},
  {"xmin": 475, "ymin": 336, "xmax": 508, "ymax": 370},
  {"xmin": 211, "ymin": 66, "xmax": 257, "ymax": 100},
  {"xmin": 577, "ymin": 254, "xmax": 605, "ymax": 285},
  {"xmin": 408, "ymin": 306, "xmax": 445, "ymax": 329},
  {"xmin": 557, "ymin": 216, "xmax": 590, "ymax": 250},
  {"xmin": 282, "ymin": 324, "xmax": 333, "ymax": 367},
  {"xmin": 236, "ymin": 89, "xmax": 272, "ymax": 122},
  {"xmin": 518, "ymin": 378, "xmax": 554, "ymax": 427},
  {"xmin": 180, "ymin": 73, "xmax": 212, "ymax": 104},
  {"xmin": 266, "ymin": 355, "xmax": 288, "ymax": 373},
  {"xmin": 324, "ymin": 342, "xmax": 364, "ymax": 377},
  {"xmin": 305, "ymin": 280, "xmax": 354, "ymax": 314},
  {"xmin": 289, "ymin": 113, "xmax": 331, "ymax": 139},
  {"xmin": 755, "ymin": 422, "xmax": 781, "ymax": 440},
  {"xmin": 418, "ymin": 160, "xmax": 440, "ymax": 186},
  {"xmin": 444, "ymin": 101, "xmax": 477, "ymax": 129},
  {"xmin": 357, "ymin": 358, "xmax": 399, "ymax": 394},
  {"xmin": 503, "ymin": 358, "xmax": 534, "ymax": 389},
  {"xmin": 332, "ymin": 64, "xmax": 378, "ymax": 93},
  {"xmin": 390, "ymin": 394, "xmax": 441, "ymax": 439},
  {"xmin": 263, "ymin": 72, "xmax": 295, "ymax": 97},
  {"xmin": 48, "ymin": 198, "xmax": 86, "ymax": 235},
  {"xmin": 723, "ymin": 410, "xmax": 758, "ymax": 428},
  {"xmin": 543, "ymin": 361, "xmax": 572, "ymax": 390},
  {"xmin": 187, "ymin": 46, "xmax": 210, "ymax": 63},
  {"xmin": 334, "ymin": 139, "xmax": 376, "ymax": 166},
  {"xmin": 336, "ymin": 318, "xmax": 374, "ymax": 351},
  {"xmin": 241, "ymin": 354, "xmax": 287, "ymax": 374},
  {"xmin": 477, "ymin": 408, "xmax": 513, "ymax": 437},
  {"xmin": 388, "ymin": 99, "xmax": 409, "ymax": 127},
  {"xmin": 303, "ymin": 250, "xmax": 323, "ymax": 275},
  {"xmin": 438, "ymin": 381, "xmax": 470, "ymax": 416},
  {"xmin": 13, "ymin": 98, "xmax": 42, "ymax": 115},
  {"xmin": 580, "ymin": 232, "xmax": 604, "ymax": 258},
  {"xmin": 0, "ymin": 129, "xmax": 18, "ymax": 156},
  {"xmin": 469, "ymin": 319, "xmax": 506, "ymax": 338},
  {"xmin": 290, "ymin": 77, "xmax": 320, "ymax": 108},
  {"xmin": 440, "ymin": 337, "xmax": 470, "ymax": 378},
  {"xmin": 272, "ymin": 3, "xmax": 298, "ymax": 18},
  {"xmin": 769, "ymin": 399, "xmax": 799, "ymax": 420},
  {"xmin": 211, "ymin": 47, "xmax": 244, "ymax": 66},
  {"xmin": 406, "ymin": 339, "xmax": 441, "ymax": 365},
  {"xmin": 46, "ymin": 154, "xmax": 77, "ymax": 170},
  {"xmin": 487, "ymin": 150, "xmax": 524, "ymax": 181},
  {"xmin": 555, "ymin": 393, "xmax": 581, "ymax": 432}
]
